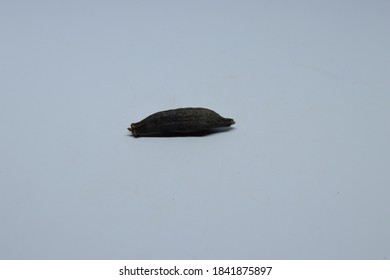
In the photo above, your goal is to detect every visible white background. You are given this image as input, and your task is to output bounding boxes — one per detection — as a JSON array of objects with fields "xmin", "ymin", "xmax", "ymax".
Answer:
[
  {"xmin": 0, "ymin": 0, "xmax": 389, "ymax": 259},
  {"xmin": 1, "ymin": 260, "xmax": 390, "ymax": 280}
]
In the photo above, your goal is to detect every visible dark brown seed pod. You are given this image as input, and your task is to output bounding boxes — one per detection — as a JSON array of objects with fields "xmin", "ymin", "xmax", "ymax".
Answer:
[{"xmin": 128, "ymin": 107, "xmax": 235, "ymax": 137}]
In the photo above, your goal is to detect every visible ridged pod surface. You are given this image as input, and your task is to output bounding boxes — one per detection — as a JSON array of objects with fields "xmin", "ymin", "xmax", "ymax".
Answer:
[{"xmin": 128, "ymin": 107, "xmax": 235, "ymax": 137}]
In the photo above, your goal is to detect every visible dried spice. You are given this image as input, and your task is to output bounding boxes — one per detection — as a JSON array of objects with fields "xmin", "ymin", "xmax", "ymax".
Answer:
[{"xmin": 128, "ymin": 107, "xmax": 235, "ymax": 137}]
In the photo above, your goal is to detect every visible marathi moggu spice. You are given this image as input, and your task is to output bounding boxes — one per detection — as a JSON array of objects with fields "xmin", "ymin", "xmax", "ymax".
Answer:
[{"xmin": 128, "ymin": 107, "xmax": 235, "ymax": 137}]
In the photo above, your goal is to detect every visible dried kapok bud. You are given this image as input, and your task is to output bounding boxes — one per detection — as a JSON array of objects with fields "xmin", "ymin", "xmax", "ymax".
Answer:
[{"xmin": 128, "ymin": 107, "xmax": 235, "ymax": 137}]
